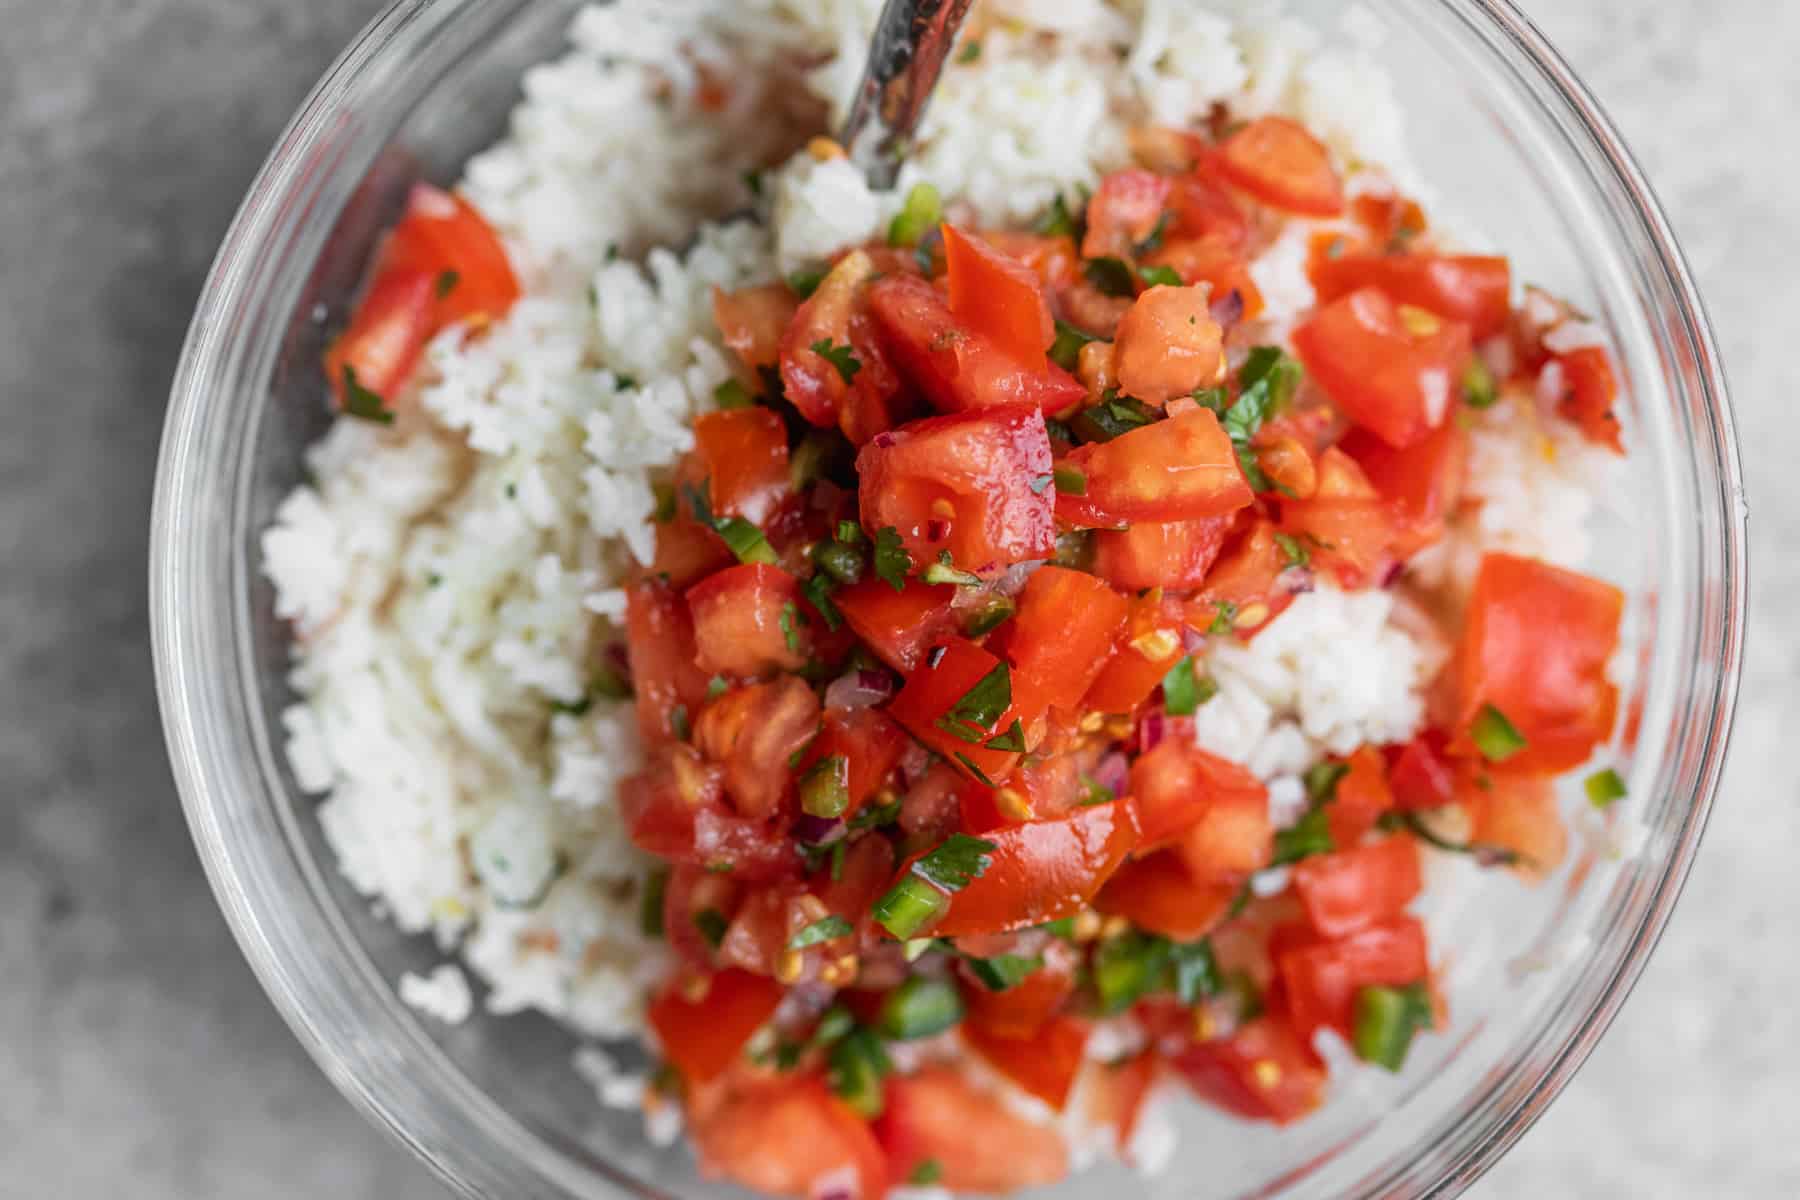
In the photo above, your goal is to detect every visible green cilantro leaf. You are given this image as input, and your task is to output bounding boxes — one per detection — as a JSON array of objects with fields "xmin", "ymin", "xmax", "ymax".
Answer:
[
  {"xmin": 789, "ymin": 915, "xmax": 855, "ymax": 949},
  {"xmin": 340, "ymin": 366, "xmax": 395, "ymax": 425},
  {"xmin": 1083, "ymin": 256, "xmax": 1138, "ymax": 298},
  {"xmin": 873, "ymin": 526, "xmax": 912, "ymax": 591},
  {"xmin": 912, "ymin": 833, "xmax": 998, "ymax": 892},
  {"xmin": 1138, "ymin": 264, "xmax": 1183, "ymax": 288},
  {"xmin": 811, "ymin": 338, "xmax": 863, "ymax": 385}
]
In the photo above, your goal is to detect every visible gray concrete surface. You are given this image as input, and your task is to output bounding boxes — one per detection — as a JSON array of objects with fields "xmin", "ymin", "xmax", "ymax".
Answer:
[{"xmin": 1, "ymin": 1, "xmax": 1791, "ymax": 1196}]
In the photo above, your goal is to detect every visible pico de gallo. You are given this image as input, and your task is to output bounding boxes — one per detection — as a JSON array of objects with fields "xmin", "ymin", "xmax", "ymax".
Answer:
[{"xmin": 324, "ymin": 114, "xmax": 1628, "ymax": 1200}]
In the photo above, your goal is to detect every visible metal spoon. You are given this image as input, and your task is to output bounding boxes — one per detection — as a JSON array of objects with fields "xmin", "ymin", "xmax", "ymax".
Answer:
[{"xmin": 840, "ymin": 0, "xmax": 976, "ymax": 189}]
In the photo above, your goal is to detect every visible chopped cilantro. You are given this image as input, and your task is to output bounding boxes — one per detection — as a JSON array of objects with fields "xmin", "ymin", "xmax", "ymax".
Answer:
[
  {"xmin": 1207, "ymin": 601, "xmax": 1238, "ymax": 635},
  {"xmin": 802, "ymin": 574, "xmax": 844, "ymax": 631},
  {"xmin": 706, "ymin": 676, "xmax": 729, "ymax": 700},
  {"xmin": 1036, "ymin": 193, "xmax": 1079, "ymax": 239},
  {"xmin": 1053, "ymin": 463, "xmax": 1088, "ymax": 496},
  {"xmin": 811, "ymin": 338, "xmax": 863, "ymax": 385},
  {"xmin": 1134, "ymin": 212, "xmax": 1171, "ymax": 255},
  {"xmin": 1138, "ymin": 264, "xmax": 1183, "ymax": 288},
  {"xmin": 910, "ymin": 1160, "xmax": 945, "ymax": 1186},
  {"xmin": 913, "ymin": 833, "xmax": 998, "ymax": 892},
  {"xmin": 1049, "ymin": 318, "xmax": 1098, "ymax": 371},
  {"xmin": 712, "ymin": 378, "xmax": 754, "ymax": 409},
  {"xmin": 983, "ymin": 719, "xmax": 1027, "ymax": 753},
  {"xmin": 872, "ymin": 526, "xmax": 912, "ymax": 591},
  {"xmin": 787, "ymin": 267, "xmax": 826, "ymax": 298},
  {"xmin": 1272, "ymin": 804, "xmax": 1334, "ymax": 866},
  {"xmin": 931, "ymin": 661, "xmax": 1012, "ymax": 744},
  {"xmin": 693, "ymin": 907, "xmax": 729, "ymax": 948},
  {"xmin": 1083, "ymin": 256, "xmax": 1138, "ymax": 298},
  {"xmin": 670, "ymin": 704, "xmax": 691, "ymax": 743},
  {"xmin": 1070, "ymin": 394, "xmax": 1158, "ymax": 443},
  {"xmin": 1274, "ymin": 531, "xmax": 1311, "ymax": 568},
  {"xmin": 1161, "ymin": 656, "xmax": 1205, "ymax": 716},
  {"xmin": 340, "ymin": 366, "xmax": 394, "ymax": 425},
  {"xmin": 1463, "ymin": 358, "xmax": 1499, "ymax": 409},
  {"xmin": 957, "ymin": 36, "xmax": 982, "ymax": 62},
  {"xmin": 434, "ymin": 269, "xmax": 460, "ymax": 299}
]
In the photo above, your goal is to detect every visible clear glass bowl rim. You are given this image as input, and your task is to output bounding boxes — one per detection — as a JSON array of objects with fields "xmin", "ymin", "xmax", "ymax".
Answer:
[{"xmin": 150, "ymin": 1, "xmax": 1748, "ymax": 1196}]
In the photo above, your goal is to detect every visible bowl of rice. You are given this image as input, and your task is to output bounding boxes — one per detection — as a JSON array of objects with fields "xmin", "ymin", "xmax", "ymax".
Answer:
[{"xmin": 151, "ymin": 1, "xmax": 1745, "ymax": 1197}]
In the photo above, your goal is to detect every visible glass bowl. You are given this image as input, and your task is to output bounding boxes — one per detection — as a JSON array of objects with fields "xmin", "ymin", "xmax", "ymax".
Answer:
[{"xmin": 150, "ymin": 1, "xmax": 1746, "ymax": 1196}]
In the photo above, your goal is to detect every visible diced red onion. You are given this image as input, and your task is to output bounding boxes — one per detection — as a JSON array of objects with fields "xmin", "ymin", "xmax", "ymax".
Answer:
[
  {"xmin": 603, "ymin": 640, "xmax": 632, "ymax": 682},
  {"xmin": 871, "ymin": 431, "xmax": 897, "ymax": 449},
  {"xmin": 1379, "ymin": 560, "xmax": 1405, "ymax": 589},
  {"xmin": 1279, "ymin": 566, "xmax": 1316, "ymax": 595},
  {"xmin": 793, "ymin": 814, "xmax": 846, "ymax": 845},
  {"xmin": 1210, "ymin": 288, "xmax": 1246, "ymax": 328},
  {"xmin": 1181, "ymin": 625, "xmax": 1207, "ymax": 654},
  {"xmin": 898, "ymin": 741, "xmax": 934, "ymax": 786},
  {"xmin": 823, "ymin": 669, "xmax": 895, "ymax": 711},
  {"xmin": 927, "ymin": 518, "xmax": 950, "ymax": 541},
  {"xmin": 1136, "ymin": 712, "xmax": 1170, "ymax": 754},
  {"xmin": 1092, "ymin": 751, "xmax": 1130, "ymax": 797}
]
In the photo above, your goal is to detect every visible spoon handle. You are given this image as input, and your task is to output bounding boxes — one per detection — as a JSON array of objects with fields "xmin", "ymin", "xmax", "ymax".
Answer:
[{"xmin": 840, "ymin": 0, "xmax": 975, "ymax": 189}]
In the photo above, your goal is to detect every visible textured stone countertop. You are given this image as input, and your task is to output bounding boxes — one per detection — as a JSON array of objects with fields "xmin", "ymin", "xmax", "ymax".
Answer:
[{"xmin": 2, "ymin": 1, "xmax": 1791, "ymax": 1195}]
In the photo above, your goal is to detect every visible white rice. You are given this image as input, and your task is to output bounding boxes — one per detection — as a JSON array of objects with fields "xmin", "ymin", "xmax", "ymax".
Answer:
[{"xmin": 260, "ymin": 0, "xmax": 1616, "ymax": 1180}]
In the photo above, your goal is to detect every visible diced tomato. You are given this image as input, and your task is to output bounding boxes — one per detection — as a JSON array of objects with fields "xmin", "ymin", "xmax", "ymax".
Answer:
[
  {"xmin": 712, "ymin": 282, "xmax": 799, "ymax": 372},
  {"xmin": 1464, "ymin": 770, "xmax": 1568, "ymax": 879},
  {"xmin": 1340, "ymin": 418, "xmax": 1468, "ymax": 558},
  {"xmin": 1166, "ymin": 770, "xmax": 1281, "ymax": 881},
  {"xmin": 1388, "ymin": 731, "xmax": 1458, "ymax": 811},
  {"xmin": 690, "ymin": 1073, "xmax": 888, "ymax": 1200},
  {"xmin": 961, "ymin": 750, "xmax": 1095, "ymax": 830},
  {"xmin": 888, "ymin": 637, "xmax": 1024, "ymax": 784},
  {"xmin": 833, "ymin": 576, "xmax": 960, "ymax": 673},
  {"xmin": 1057, "ymin": 407, "xmax": 1252, "ymax": 528},
  {"xmin": 1325, "ymin": 745, "xmax": 1396, "ymax": 847},
  {"xmin": 693, "ymin": 676, "xmax": 820, "ymax": 821},
  {"xmin": 1167, "ymin": 170, "xmax": 1251, "ymax": 250},
  {"xmin": 1192, "ymin": 517, "xmax": 1291, "ymax": 625},
  {"xmin": 1292, "ymin": 287, "xmax": 1473, "ymax": 449},
  {"xmin": 1554, "ymin": 345, "xmax": 1626, "ymax": 454},
  {"xmin": 1112, "ymin": 285, "xmax": 1225, "ymax": 405},
  {"xmin": 779, "ymin": 250, "xmax": 902, "ymax": 429},
  {"xmin": 1129, "ymin": 740, "xmax": 1267, "ymax": 850},
  {"xmin": 1277, "ymin": 916, "xmax": 1430, "ymax": 1041},
  {"xmin": 651, "ymin": 516, "xmax": 734, "ymax": 588},
  {"xmin": 1452, "ymin": 553, "xmax": 1624, "ymax": 772},
  {"xmin": 927, "ymin": 801, "xmax": 1140, "ymax": 936},
  {"xmin": 856, "ymin": 404, "xmax": 1056, "ymax": 573},
  {"xmin": 684, "ymin": 407, "xmax": 790, "ymax": 525},
  {"xmin": 1087, "ymin": 1053, "xmax": 1160, "ymax": 1161},
  {"xmin": 1083, "ymin": 591, "xmax": 1186, "ymax": 714},
  {"xmin": 1082, "ymin": 169, "xmax": 1174, "ymax": 260},
  {"xmin": 962, "ymin": 942, "xmax": 1079, "ymax": 1039},
  {"xmin": 1096, "ymin": 851, "xmax": 1238, "ymax": 941},
  {"xmin": 977, "ymin": 231, "xmax": 1082, "ymax": 291},
  {"xmin": 621, "ymin": 753, "xmax": 797, "ymax": 880},
  {"xmin": 323, "ymin": 267, "xmax": 438, "ymax": 409},
  {"xmin": 1349, "ymin": 191, "xmax": 1430, "ymax": 249},
  {"xmin": 1213, "ymin": 117, "xmax": 1344, "ymax": 218},
  {"xmin": 796, "ymin": 707, "xmax": 909, "ymax": 815},
  {"xmin": 943, "ymin": 224, "xmax": 1056, "ymax": 365},
  {"xmin": 1311, "ymin": 252, "xmax": 1512, "ymax": 340},
  {"xmin": 1291, "ymin": 836, "xmax": 1421, "ymax": 938},
  {"xmin": 1170, "ymin": 1014, "xmax": 1328, "ymax": 1124},
  {"xmin": 1092, "ymin": 515, "xmax": 1233, "ymax": 591},
  {"xmin": 1278, "ymin": 453, "xmax": 1400, "ymax": 590},
  {"xmin": 1142, "ymin": 235, "xmax": 1265, "ymax": 318},
  {"xmin": 869, "ymin": 274, "xmax": 1086, "ymax": 414},
  {"xmin": 876, "ymin": 1067, "xmax": 1069, "ymax": 1194},
  {"xmin": 1057, "ymin": 283, "xmax": 1136, "ymax": 339},
  {"xmin": 686, "ymin": 564, "xmax": 810, "ymax": 678},
  {"xmin": 964, "ymin": 1015, "xmax": 1090, "ymax": 1111},
  {"xmin": 816, "ymin": 835, "xmax": 899, "ymax": 939},
  {"xmin": 379, "ymin": 183, "xmax": 520, "ymax": 327},
  {"xmin": 625, "ymin": 579, "xmax": 714, "ymax": 744},
  {"xmin": 993, "ymin": 566, "xmax": 1129, "ymax": 720},
  {"xmin": 648, "ymin": 969, "xmax": 784, "ymax": 1084}
]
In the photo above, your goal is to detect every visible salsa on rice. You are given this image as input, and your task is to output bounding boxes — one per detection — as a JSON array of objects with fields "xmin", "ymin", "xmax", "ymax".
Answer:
[{"xmin": 326, "ymin": 112, "xmax": 1626, "ymax": 1200}]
